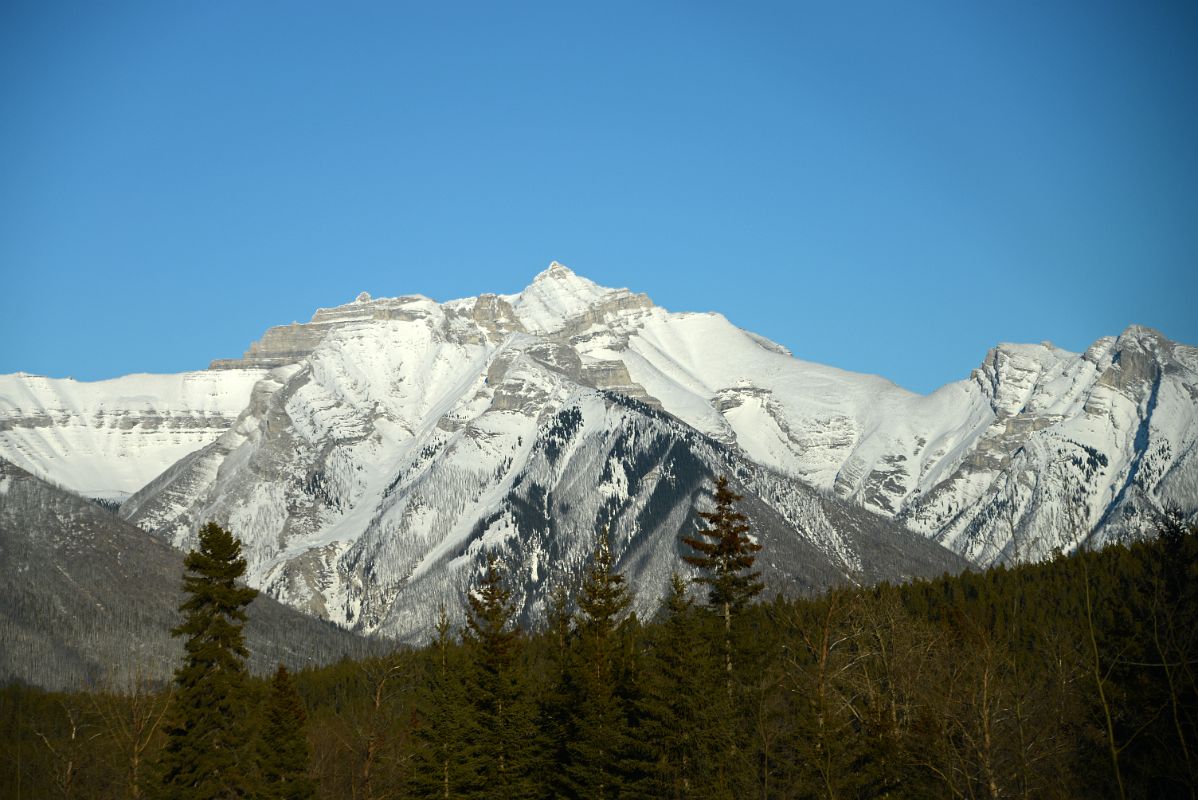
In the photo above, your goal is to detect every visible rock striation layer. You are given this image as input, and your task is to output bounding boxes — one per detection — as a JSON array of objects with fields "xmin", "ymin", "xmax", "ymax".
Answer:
[{"xmin": 0, "ymin": 369, "xmax": 265, "ymax": 499}]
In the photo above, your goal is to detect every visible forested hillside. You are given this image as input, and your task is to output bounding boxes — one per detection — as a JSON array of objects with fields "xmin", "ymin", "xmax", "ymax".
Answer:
[
  {"xmin": 2, "ymin": 513, "xmax": 1194, "ymax": 799},
  {"xmin": 0, "ymin": 458, "xmax": 379, "ymax": 690}
]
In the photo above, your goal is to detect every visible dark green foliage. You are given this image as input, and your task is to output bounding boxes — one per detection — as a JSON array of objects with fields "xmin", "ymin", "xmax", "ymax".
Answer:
[
  {"xmin": 256, "ymin": 664, "xmax": 316, "ymax": 800},
  {"xmin": 681, "ymin": 475, "xmax": 763, "ymax": 616},
  {"xmin": 534, "ymin": 585, "xmax": 576, "ymax": 799},
  {"xmin": 459, "ymin": 554, "xmax": 540, "ymax": 799},
  {"xmin": 3, "ymin": 519, "xmax": 1196, "ymax": 800},
  {"xmin": 682, "ymin": 475, "xmax": 762, "ymax": 703},
  {"xmin": 639, "ymin": 574, "xmax": 735, "ymax": 798},
  {"xmin": 563, "ymin": 529, "xmax": 642, "ymax": 798},
  {"xmin": 576, "ymin": 529, "xmax": 631, "ymax": 641},
  {"xmin": 301, "ymin": 650, "xmax": 415, "ymax": 799},
  {"xmin": 410, "ymin": 607, "xmax": 470, "ymax": 799},
  {"xmin": 155, "ymin": 521, "xmax": 259, "ymax": 800}
]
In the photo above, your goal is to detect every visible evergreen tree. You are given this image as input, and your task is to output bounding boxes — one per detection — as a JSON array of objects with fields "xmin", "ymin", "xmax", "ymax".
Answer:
[
  {"xmin": 681, "ymin": 476, "xmax": 762, "ymax": 674},
  {"xmin": 537, "ymin": 585, "xmax": 576, "ymax": 799},
  {"xmin": 639, "ymin": 574, "xmax": 735, "ymax": 799},
  {"xmin": 410, "ymin": 607, "xmax": 470, "ymax": 800},
  {"xmin": 256, "ymin": 664, "xmax": 316, "ymax": 800},
  {"xmin": 155, "ymin": 522, "xmax": 259, "ymax": 800},
  {"xmin": 566, "ymin": 528, "xmax": 638, "ymax": 798},
  {"xmin": 460, "ymin": 554, "xmax": 539, "ymax": 799}
]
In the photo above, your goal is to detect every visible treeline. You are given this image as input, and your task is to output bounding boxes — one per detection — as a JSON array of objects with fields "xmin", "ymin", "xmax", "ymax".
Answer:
[{"xmin": 2, "ymin": 502, "xmax": 1195, "ymax": 798}]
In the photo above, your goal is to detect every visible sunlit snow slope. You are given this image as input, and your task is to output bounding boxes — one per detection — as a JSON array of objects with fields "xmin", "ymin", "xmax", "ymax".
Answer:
[{"xmin": 0, "ymin": 370, "xmax": 266, "ymax": 499}]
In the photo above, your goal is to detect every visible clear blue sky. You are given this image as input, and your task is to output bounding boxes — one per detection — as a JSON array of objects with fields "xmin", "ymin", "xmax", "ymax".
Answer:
[{"xmin": 2, "ymin": 1, "xmax": 1195, "ymax": 394}]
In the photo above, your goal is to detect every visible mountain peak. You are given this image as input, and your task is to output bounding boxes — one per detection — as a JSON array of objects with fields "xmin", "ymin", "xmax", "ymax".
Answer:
[
  {"xmin": 526, "ymin": 260, "xmax": 587, "ymax": 288},
  {"xmin": 1116, "ymin": 324, "xmax": 1169, "ymax": 351},
  {"xmin": 514, "ymin": 262, "xmax": 616, "ymax": 333}
]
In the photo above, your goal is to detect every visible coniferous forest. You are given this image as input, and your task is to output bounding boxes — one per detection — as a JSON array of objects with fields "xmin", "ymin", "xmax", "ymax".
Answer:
[{"xmin": 1, "ymin": 484, "xmax": 1195, "ymax": 799}]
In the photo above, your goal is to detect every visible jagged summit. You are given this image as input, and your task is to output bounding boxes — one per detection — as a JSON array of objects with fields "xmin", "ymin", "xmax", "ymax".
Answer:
[
  {"xmin": 1120, "ymin": 323, "xmax": 1166, "ymax": 340},
  {"xmin": 511, "ymin": 262, "xmax": 650, "ymax": 335},
  {"xmin": 534, "ymin": 260, "xmax": 574, "ymax": 279},
  {"xmin": 209, "ymin": 263, "xmax": 653, "ymax": 369}
]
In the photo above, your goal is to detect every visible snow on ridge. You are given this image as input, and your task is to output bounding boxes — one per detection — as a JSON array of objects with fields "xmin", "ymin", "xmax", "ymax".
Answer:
[
  {"xmin": 0, "ymin": 369, "xmax": 267, "ymax": 497},
  {"xmin": 510, "ymin": 261, "xmax": 642, "ymax": 334},
  {"xmin": 0, "ymin": 369, "xmax": 266, "ymax": 411}
]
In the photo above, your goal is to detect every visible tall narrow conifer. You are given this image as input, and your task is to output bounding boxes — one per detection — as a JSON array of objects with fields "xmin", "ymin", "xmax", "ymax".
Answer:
[
  {"xmin": 640, "ymin": 574, "xmax": 735, "ymax": 798},
  {"xmin": 681, "ymin": 475, "xmax": 763, "ymax": 685},
  {"xmin": 681, "ymin": 476, "xmax": 763, "ymax": 628},
  {"xmin": 567, "ymin": 529, "xmax": 637, "ymax": 797},
  {"xmin": 460, "ymin": 554, "xmax": 539, "ymax": 799},
  {"xmin": 156, "ymin": 522, "xmax": 259, "ymax": 800},
  {"xmin": 410, "ymin": 607, "xmax": 469, "ymax": 799},
  {"xmin": 256, "ymin": 664, "xmax": 316, "ymax": 800}
]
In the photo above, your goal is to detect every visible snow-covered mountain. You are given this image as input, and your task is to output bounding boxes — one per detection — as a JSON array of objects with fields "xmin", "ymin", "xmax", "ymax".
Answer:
[
  {"xmin": 115, "ymin": 266, "xmax": 962, "ymax": 639},
  {"xmin": 0, "ymin": 369, "xmax": 264, "ymax": 500},
  {"xmin": 2, "ymin": 263, "xmax": 1193, "ymax": 640}
]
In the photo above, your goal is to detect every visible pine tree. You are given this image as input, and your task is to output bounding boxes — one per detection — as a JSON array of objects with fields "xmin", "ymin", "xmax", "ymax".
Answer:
[
  {"xmin": 639, "ymin": 574, "xmax": 735, "ymax": 799},
  {"xmin": 566, "ymin": 529, "xmax": 638, "ymax": 798},
  {"xmin": 155, "ymin": 521, "xmax": 259, "ymax": 800},
  {"xmin": 255, "ymin": 664, "xmax": 316, "ymax": 800},
  {"xmin": 460, "ymin": 554, "xmax": 539, "ymax": 799},
  {"xmin": 681, "ymin": 475, "xmax": 762, "ymax": 676},
  {"xmin": 410, "ymin": 607, "xmax": 470, "ymax": 800}
]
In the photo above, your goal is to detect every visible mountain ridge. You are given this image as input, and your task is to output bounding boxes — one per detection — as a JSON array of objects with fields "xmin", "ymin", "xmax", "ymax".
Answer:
[{"xmin": 1, "ymin": 263, "xmax": 1193, "ymax": 641}]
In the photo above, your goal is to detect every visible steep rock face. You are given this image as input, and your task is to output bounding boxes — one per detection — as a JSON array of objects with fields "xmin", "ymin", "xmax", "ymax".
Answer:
[{"xmin": 0, "ymin": 370, "xmax": 266, "ymax": 499}]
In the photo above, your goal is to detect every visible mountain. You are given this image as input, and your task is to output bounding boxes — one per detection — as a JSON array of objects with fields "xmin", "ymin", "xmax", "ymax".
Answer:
[
  {"xmin": 1, "ymin": 263, "xmax": 1192, "ymax": 642},
  {"xmin": 120, "ymin": 284, "xmax": 965, "ymax": 639},
  {"xmin": 0, "ymin": 458, "xmax": 378, "ymax": 690},
  {"xmin": 0, "ymin": 369, "xmax": 265, "ymax": 501},
  {"xmin": 892, "ymin": 328, "xmax": 1198, "ymax": 561}
]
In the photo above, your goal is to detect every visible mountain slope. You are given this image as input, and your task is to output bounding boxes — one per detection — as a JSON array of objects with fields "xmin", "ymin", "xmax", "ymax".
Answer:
[
  {"xmin": 0, "ymin": 458, "xmax": 376, "ymax": 690},
  {"xmin": 0, "ymin": 369, "xmax": 265, "ymax": 500},
  {"xmin": 192, "ymin": 263, "xmax": 1197, "ymax": 566},
  {"xmin": 892, "ymin": 328, "xmax": 1198, "ymax": 561},
  {"xmin": 605, "ymin": 302, "xmax": 1197, "ymax": 562}
]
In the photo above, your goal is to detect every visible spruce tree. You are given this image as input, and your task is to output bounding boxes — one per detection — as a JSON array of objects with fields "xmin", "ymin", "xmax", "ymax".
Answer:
[
  {"xmin": 256, "ymin": 664, "xmax": 316, "ymax": 800},
  {"xmin": 460, "ymin": 554, "xmax": 539, "ymax": 799},
  {"xmin": 681, "ymin": 476, "xmax": 762, "ymax": 677},
  {"xmin": 639, "ymin": 574, "xmax": 735, "ymax": 799},
  {"xmin": 566, "ymin": 529, "xmax": 637, "ymax": 798},
  {"xmin": 682, "ymin": 476, "xmax": 763, "ymax": 621},
  {"xmin": 537, "ymin": 585, "xmax": 577, "ymax": 798},
  {"xmin": 156, "ymin": 521, "xmax": 259, "ymax": 800},
  {"xmin": 410, "ymin": 606, "xmax": 469, "ymax": 800}
]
